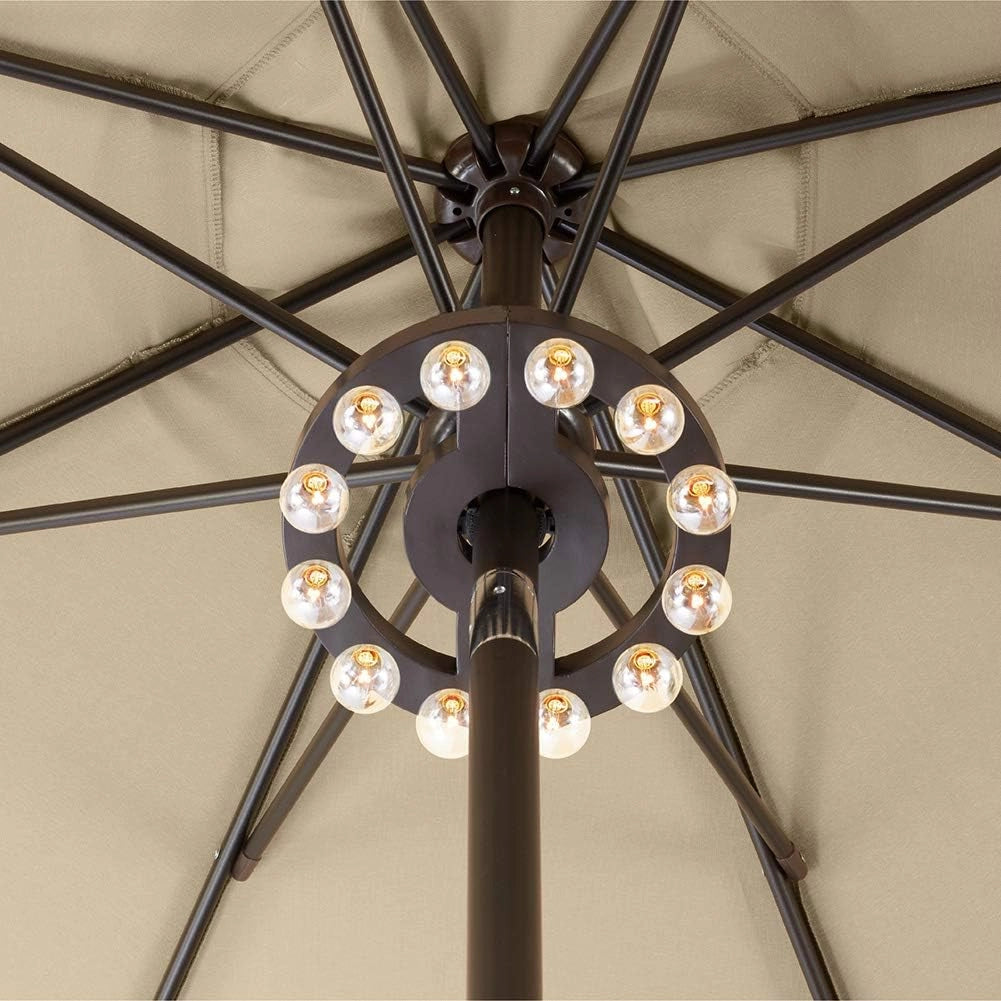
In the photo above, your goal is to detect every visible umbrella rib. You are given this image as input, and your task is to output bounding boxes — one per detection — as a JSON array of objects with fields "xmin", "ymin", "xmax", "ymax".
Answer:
[
  {"xmin": 460, "ymin": 261, "xmax": 484, "ymax": 308},
  {"xmin": 522, "ymin": 0, "xmax": 636, "ymax": 178},
  {"xmin": 558, "ymin": 77, "xmax": 1001, "ymax": 196},
  {"xmin": 400, "ymin": 0, "xmax": 502, "ymax": 174},
  {"xmin": 594, "ymin": 451, "xmax": 1001, "ymax": 519},
  {"xmin": 565, "ymin": 224, "xmax": 1001, "ymax": 460},
  {"xmin": 322, "ymin": 0, "xmax": 459, "ymax": 313},
  {"xmin": 0, "ymin": 222, "xmax": 470, "ymax": 459},
  {"xmin": 0, "ymin": 140, "xmax": 360, "ymax": 370},
  {"xmin": 541, "ymin": 259, "xmax": 559, "ymax": 307},
  {"xmin": 0, "ymin": 457, "xmax": 423, "ymax": 536},
  {"xmin": 592, "ymin": 410, "xmax": 667, "ymax": 581},
  {"xmin": 650, "ymin": 144, "xmax": 1001, "ymax": 367},
  {"xmin": 0, "ymin": 48, "xmax": 470, "ymax": 198},
  {"xmin": 588, "ymin": 569, "xmax": 633, "ymax": 626},
  {"xmin": 231, "ymin": 578, "xmax": 431, "ymax": 881},
  {"xmin": 345, "ymin": 418, "xmax": 422, "ymax": 578},
  {"xmin": 551, "ymin": 0, "xmax": 687, "ymax": 316}
]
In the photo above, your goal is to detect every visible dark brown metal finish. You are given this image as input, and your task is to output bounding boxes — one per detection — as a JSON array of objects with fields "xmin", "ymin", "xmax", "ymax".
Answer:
[
  {"xmin": 232, "ymin": 579, "xmax": 431, "ymax": 882},
  {"xmin": 593, "ymin": 450, "xmax": 1001, "ymax": 520},
  {"xmin": 589, "ymin": 569, "xmax": 633, "ymax": 626},
  {"xmin": 435, "ymin": 118, "xmax": 587, "ymax": 264},
  {"xmin": 591, "ymin": 410, "xmax": 667, "ymax": 581},
  {"xmin": 467, "ymin": 631, "xmax": 542, "ymax": 1000},
  {"xmin": 522, "ymin": 0, "xmax": 636, "ymax": 178},
  {"xmin": 231, "ymin": 702, "xmax": 352, "ymax": 883},
  {"xmin": 591, "ymin": 427, "xmax": 834, "ymax": 993},
  {"xmin": 541, "ymin": 260, "xmax": 559, "ymax": 306},
  {"xmin": 559, "ymin": 76, "xmax": 1001, "ymax": 196},
  {"xmin": 551, "ymin": 0, "xmax": 687, "ymax": 315},
  {"xmin": 0, "ymin": 141, "xmax": 358, "ymax": 371},
  {"xmin": 672, "ymin": 690, "xmax": 806, "ymax": 880},
  {"xmin": 682, "ymin": 643, "xmax": 838, "ymax": 999},
  {"xmin": 400, "ymin": 0, "xmax": 502, "ymax": 174},
  {"xmin": 570, "ymin": 223, "xmax": 1001, "ymax": 460},
  {"xmin": 155, "ymin": 638, "xmax": 328, "ymax": 999},
  {"xmin": 0, "ymin": 457, "xmax": 424, "ymax": 537},
  {"xmin": 0, "ymin": 223, "xmax": 469, "ymax": 459},
  {"xmin": 480, "ymin": 206, "xmax": 544, "ymax": 307},
  {"xmin": 0, "ymin": 475, "xmax": 284, "ymax": 535},
  {"xmin": 653, "ymin": 143, "xmax": 1001, "ymax": 367},
  {"xmin": 322, "ymin": 0, "xmax": 459, "ymax": 313},
  {"xmin": 283, "ymin": 305, "xmax": 728, "ymax": 715},
  {"xmin": 0, "ymin": 48, "xmax": 469, "ymax": 196},
  {"xmin": 468, "ymin": 491, "xmax": 542, "ymax": 1000},
  {"xmin": 587, "ymin": 539, "xmax": 807, "ymax": 881},
  {"xmin": 347, "ymin": 421, "xmax": 422, "ymax": 578}
]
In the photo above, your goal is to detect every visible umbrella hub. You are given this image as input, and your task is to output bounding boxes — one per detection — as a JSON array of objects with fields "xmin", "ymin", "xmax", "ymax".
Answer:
[{"xmin": 434, "ymin": 117, "xmax": 589, "ymax": 264}]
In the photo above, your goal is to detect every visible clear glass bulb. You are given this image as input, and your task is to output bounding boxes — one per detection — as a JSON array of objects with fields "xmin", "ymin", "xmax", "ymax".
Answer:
[
  {"xmin": 662, "ymin": 564, "xmax": 732, "ymax": 635},
  {"xmin": 416, "ymin": 688, "xmax": 470, "ymax": 759},
  {"xmin": 279, "ymin": 463, "xmax": 350, "ymax": 534},
  {"xmin": 612, "ymin": 643, "xmax": 683, "ymax": 713},
  {"xmin": 538, "ymin": 689, "xmax": 591, "ymax": 759},
  {"xmin": 330, "ymin": 644, "xmax": 399, "ymax": 714},
  {"xmin": 614, "ymin": 384, "xmax": 685, "ymax": 454},
  {"xmin": 332, "ymin": 385, "xmax": 403, "ymax": 456},
  {"xmin": 524, "ymin": 338, "xmax": 595, "ymax": 408},
  {"xmin": 420, "ymin": 340, "xmax": 491, "ymax": 411},
  {"xmin": 280, "ymin": 559, "xmax": 351, "ymax": 629},
  {"xmin": 667, "ymin": 464, "xmax": 738, "ymax": 536}
]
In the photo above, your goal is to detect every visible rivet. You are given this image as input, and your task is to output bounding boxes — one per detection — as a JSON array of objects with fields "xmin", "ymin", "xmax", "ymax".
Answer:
[{"xmin": 509, "ymin": 185, "xmax": 520, "ymax": 195}]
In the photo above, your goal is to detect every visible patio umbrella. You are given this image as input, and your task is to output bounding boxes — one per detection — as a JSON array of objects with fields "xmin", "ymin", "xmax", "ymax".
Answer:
[{"xmin": 1, "ymin": 2, "xmax": 1000, "ymax": 998}]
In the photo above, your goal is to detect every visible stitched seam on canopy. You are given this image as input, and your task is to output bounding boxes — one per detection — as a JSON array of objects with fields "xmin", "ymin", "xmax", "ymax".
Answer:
[
  {"xmin": 0, "ymin": 70, "xmax": 235, "ymax": 430},
  {"xmin": 690, "ymin": 3, "xmax": 812, "ymax": 116},
  {"xmin": 231, "ymin": 334, "xmax": 318, "ymax": 413},
  {"xmin": 818, "ymin": 73, "xmax": 1001, "ymax": 116},
  {"xmin": 199, "ymin": 1, "xmax": 336, "ymax": 408},
  {"xmin": 209, "ymin": 4, "xmax": 324, "ymax": 104},
  {"xmin": 667, "ymin": 3, "xmax": 817, "ymax": 408},
  {"xmin": 197, "ymin": 2, "xmax": 329, "ymax": 409}
]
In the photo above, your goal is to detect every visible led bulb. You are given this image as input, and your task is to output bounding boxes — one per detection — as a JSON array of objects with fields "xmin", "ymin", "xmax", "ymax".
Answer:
[
  {"xmin": 416, "ymin": 688, "xmax": 471, "ymax": 759},
  {"xmin": 614, "ymin": 384, "xmax": 685, "ymax": 454},
  {"xmin": 420, "ymin": 340, "xmax": 491, "ymax": 411},
  {"xmin": 538, "ymin": 688, "xmax": 591, "ymax": 759},
  {"xmin": 524, "ymin": 338, "xmax": 595, "ymax": 408},
  {"xmin": 280, "ymin": 559, "xmax": 351, "ymax": 629},
  {"xmin": 279, "ymin": 463, "xmax": 350, "ymax": 534},
  {"xmin": 612, "ymin": 643, "xmax": 683, "ymax": 713},
  {"xmin": 333, "ymin": 385, "xmax": 403, "ymax": 455},
  {"xmin": 330, "ymin": 644, "xmax": 399, "ymax": 714},
  {"xmin": 667, "ymin": 464, "xmax": 737, "ymax": 536},
  {"xmin": 662, "ymin": 564, "xmax": 732, "ymax": 635}
]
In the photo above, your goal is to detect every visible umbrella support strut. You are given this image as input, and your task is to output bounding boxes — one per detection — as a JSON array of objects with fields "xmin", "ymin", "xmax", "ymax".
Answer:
[
  {"xmin": 231, "ymin": 580, "xmax": 430, "ymax": 881},
  {"xmin": 591, "ymin": 576, "xmax": 807, "ymax": 880},
  {"xmin": 590, "ymin": 431, "xmax": 837, "ymax": 994}
]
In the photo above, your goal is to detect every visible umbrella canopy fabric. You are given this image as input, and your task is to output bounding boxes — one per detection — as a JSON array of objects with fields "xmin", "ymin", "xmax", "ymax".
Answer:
[{"xmin": 1, "ymin": 2, "xmax": 1000, "ymax": 998}]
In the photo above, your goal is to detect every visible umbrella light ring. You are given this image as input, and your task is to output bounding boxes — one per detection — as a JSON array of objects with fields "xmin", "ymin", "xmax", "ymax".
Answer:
[
  {"xmin": 283, "ymin": 305, "xmax": 731, "ymax": 716},
  {"xmin": 4, "ymin": 1, "xmax": 1001, "ymax": 998}
]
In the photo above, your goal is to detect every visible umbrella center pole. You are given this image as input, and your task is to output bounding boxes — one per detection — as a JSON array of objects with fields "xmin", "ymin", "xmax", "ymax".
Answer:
[
  {"xmin": 466, "ymin": 202, "xmax": 545, "ymax": 999},
  {"xmin": 467, "ymin": 488, "xmax": 543, "ymax": 1001}
]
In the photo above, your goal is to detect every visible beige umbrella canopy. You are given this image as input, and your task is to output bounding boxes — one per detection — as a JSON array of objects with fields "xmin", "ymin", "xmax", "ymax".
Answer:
[{"xmin": 2, "ymin": 1, "xmax": 1001, "ymax": 998}]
